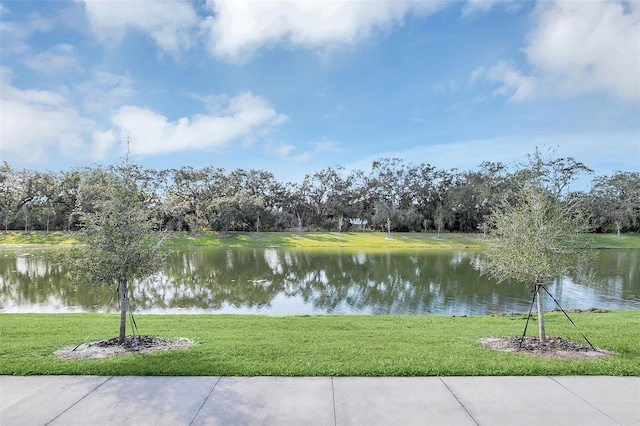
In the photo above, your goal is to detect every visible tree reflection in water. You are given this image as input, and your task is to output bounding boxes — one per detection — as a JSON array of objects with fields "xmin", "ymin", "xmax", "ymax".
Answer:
[{"xmin": 1, "ymin": 247, "xmax": 638, "ymax": 314}]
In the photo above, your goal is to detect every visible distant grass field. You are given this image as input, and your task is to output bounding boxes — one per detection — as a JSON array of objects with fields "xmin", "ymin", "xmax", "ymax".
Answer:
[
  {"xmin": 1, "ymin": 311, "xmax": 638, "ymax": 376},
  {"xmin": 585, "ymin": 233, "xmax": 640, "ymax": 249},
  {"xmin": 1, "ymin": 231, "xmax": 639, "ymax": 249},
  {"xmin": 0, "ymin": 231, "xmax": 77, "ymax": 245},
  {"xmin": 165, "ymin": 231, "xmax": 487, "ymax": 249}
]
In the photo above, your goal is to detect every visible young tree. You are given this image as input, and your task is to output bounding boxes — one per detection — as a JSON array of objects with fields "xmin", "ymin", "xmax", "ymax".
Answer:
[
  {"xmin": 72, "ymin": 160, "xmax": 164, "ymax": 344},
  {"xmin": 480, "ymin": 184, "xmax": 589, "ymax": 342}
]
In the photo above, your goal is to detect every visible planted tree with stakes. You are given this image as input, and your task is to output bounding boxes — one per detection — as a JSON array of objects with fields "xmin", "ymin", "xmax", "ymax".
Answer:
[
  {"xmin": 71, "ymin": 157, "xmax": 164, "ymax": 344},
  {"xmin": 479, "ymin": 149, "xmax": 594, "ymax": 343},
  {"xmin": 481, "ymin": 183, "xmax": 596, "ymax": 345}
]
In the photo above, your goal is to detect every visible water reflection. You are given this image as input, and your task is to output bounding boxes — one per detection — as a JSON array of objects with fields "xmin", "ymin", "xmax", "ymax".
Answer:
[{"xmin": 0, "ymin": 247, "xmax": 638, "ymax": 315}]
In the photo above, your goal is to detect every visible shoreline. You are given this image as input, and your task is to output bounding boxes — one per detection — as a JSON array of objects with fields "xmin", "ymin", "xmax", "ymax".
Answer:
[{"xmin": 1, "ymin": 231, "xmax": 639, "ymax": 249}]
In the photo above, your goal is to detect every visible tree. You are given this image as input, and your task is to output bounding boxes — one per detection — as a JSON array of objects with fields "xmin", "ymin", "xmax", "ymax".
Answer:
[
  {"xmin": 170, "ymin": 166, "xmax": 209, "ymax": 234},
  {"xmin": 299, "ymin": 166, "xmax": 353, "ymax": 230},
  {"xmin": 429, "ymin": 169, "xmax": 458, "ymax": 234},
  {"xmin": 515, "ymin": 147, "xmax": 593, "ymax": 197},
  {"xmin": 13, "ymin": 169, "xmax": 41, "ymax": 231},
  {"xmin": 446, "ymin": 162, "xmax": 510, "ymax": 233},
  {"xmin": 71, "ymin": 160, "xmax": 164, "ymax": 344},
  {"xmin": 367, "ymin": 158, "xmax": 416, "ymax": 232},
  {"xmin": 55, "ymin": 169, "xmax": 82, "ymax": 231},
  {"xmin": 480, "ymin": 183, "xmax": 589, "ymax": 342},
  {"xmin": 0, "ymin": 162, "xmax": 18, "ymax": 231},
  {"xmin": 34, "ymin": 171, "xmax": 58, "ymax": 233},
  {"xmin": 586, "ymin": 172, "xmax": 640, "ymax": 235}
]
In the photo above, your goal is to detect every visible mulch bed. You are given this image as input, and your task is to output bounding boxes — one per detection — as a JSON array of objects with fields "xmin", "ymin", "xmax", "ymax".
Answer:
[
  {"xmin": 56, "ymin": 335, "xmax": 192, "ymax": 360},
  {"xmin": 481, "ymin": 336, "xmax": 614, "ymax": 359}
]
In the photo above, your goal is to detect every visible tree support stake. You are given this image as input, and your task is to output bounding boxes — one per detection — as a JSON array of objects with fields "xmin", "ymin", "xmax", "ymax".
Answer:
[{"xmin": 540, "ymin": 284, "xmax": 596, "ymax": 350}]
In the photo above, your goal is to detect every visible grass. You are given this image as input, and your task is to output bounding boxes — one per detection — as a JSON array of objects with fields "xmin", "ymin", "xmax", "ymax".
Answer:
[
  {"xmin": 2, "ymin": 231, "xmax": 637, "ymax": 376},
  {"xmin": 1, "ymin": 311, "xmax": 638, "ymax": 376},
  {"xmin": 585, "ymin": 233, "xmax": 640, "ymax": 249},
  {"xmin": 0, "ymin": 231, "xmax": 77, "ymax": 245},
  {"xmin": 165, "ymin": 231, "xmax": 487, "ymax": 249},
  {"xmin": 2, "ymin": 231, "xmax": 639, "ymax": 249}
]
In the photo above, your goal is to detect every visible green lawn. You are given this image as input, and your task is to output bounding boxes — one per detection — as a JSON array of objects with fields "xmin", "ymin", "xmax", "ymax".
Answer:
[
  {"xmin": 165, "ymin": 231, "xmax": 487, "ymax": 249},
  {"xmin": 0, "ymin": 231, "xmax": 77, "ymax": 245},
  {"xmin": 1, "ymin": 311, "xmax": 638, "ymax": 376},
  {"xmin": 2, "ymin": 231, "xmax": 639, "ymax": 249},
  {"xmin": 585, "ymin": 233, "xmax": 640, "ymax": 249}
]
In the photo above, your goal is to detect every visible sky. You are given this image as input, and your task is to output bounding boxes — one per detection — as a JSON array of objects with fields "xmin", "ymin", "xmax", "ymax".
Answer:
[{"xmin": 1, "ymin": 0, "xmax": 639, "ymax": 186}]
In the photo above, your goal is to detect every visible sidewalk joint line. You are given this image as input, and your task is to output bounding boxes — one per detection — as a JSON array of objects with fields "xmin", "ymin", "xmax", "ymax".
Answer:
[
  {"xmin": 331, "ymin": 377, "xmax": 337, "ymax": 426},
  {"xmin": 439, "ymin": 377, "xmax": 480, "ymax": 426},
  {"xmin": 548, "ymin": 376, "xmax": 622, "ymax": 426},
  {"xmin": 44, "ymin": 376, "xmax": 113, "ymax": 426},
  {"xmin": 189, "ymin": 376, "xmax": 222, "ymax": 426}
]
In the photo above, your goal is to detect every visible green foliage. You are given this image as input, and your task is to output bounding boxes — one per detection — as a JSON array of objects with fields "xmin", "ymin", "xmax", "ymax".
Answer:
[
  {"xmin": 1, "ymin": 311, "xmax": 638, "ymax": 376},
  {"xmin": 480, "ymin": 152, "xmax": 596, "ymax": 342},
  {"xmin": 482, "ymin": 185, "xmax": 590, "ymax": 286},
  {"xmin": 68, "ymin": 160, "xmax": 165, "ymax": 342},
  {"xmin": 69, "ymin": 163, "xmax": 164, "ymax": 287},
  {"xmin": 585, "ymin": 171, "xmax": 640, "ymax": 234},
  {"xmin": 1, "ymin": 150, "xmax": 637, "ymax": 234}
]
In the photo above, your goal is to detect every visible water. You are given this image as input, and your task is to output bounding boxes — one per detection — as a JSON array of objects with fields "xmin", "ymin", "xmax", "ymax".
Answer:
[{"xmin": 1, "ymin": 247, "xmax": 638, "ymax": 315}]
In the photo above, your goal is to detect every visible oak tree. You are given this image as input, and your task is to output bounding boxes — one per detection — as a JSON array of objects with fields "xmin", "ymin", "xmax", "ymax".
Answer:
[
  {"xmin": 480, "ymin": 183, "xmax": 589, "ymax": 342},
  {"xmin": 72, "ymin": 159, "xmax": 164, "ymax": 344}
]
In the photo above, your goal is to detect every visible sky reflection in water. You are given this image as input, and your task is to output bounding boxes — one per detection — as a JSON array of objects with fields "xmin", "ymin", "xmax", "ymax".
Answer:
[{"xmin": 1, "ymin": 247, "xmax": 638, "ymax": 315}]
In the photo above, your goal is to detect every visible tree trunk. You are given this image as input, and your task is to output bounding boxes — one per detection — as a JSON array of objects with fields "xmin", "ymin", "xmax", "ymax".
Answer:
[
  {"xmin": 118, "ymin": 279, "xmax": 128, "ymax": 344},
  {"xmin": 536, "ymin": 284, "xmax": 546, "ymax": 343}
]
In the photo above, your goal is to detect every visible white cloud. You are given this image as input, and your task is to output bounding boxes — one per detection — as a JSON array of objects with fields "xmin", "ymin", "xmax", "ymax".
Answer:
[
  {"xmin": 472, "ymin": 61, "xmax": 538, "ymax": 101},
  {"xmin": 461, "ymin": 0, "xmax": 504, "ymax": 17},
  {"xmin": 310, "ymin": 139, "xmax": 339, "ymax": 153},
  {"xmin": 202, "ymin": 0, "xmax": 444, "ymax": 63},
  {"xmin": 0, "ymin": 67, "xmax": 95, "ymax": 163},
  {"xmin": 0, "ymin": 9, "xmax": 53, "ymax": 55},
  {"xmin": 24, "ymin": 44, "xmax": 79, "ymax": 73},
  {"xmin": 78, "ymin": 71, "xmax": 135, "ymax": 113},
  {"xmin": 78, "ymin": 0, "xmax": 198, "ymax": 53},
  {"xmin": 270, "ymin": 143, "xmax": 299, "ymax": 160},
  {"xmin": 89, "ymin": 129, "xmax": 119, "ymax": 160},
  {"xmin": 267, "ymin": 137, "xmax": 340, "ymax": 162},
  {"xmin": 525, "ymin": 0, "xmax": 639, "ymax": 100},
  {"xmin": 77, "ymin": 0, "xmax": 447, "ymax": 63},
  {"xmin": 0, "ymin": 65, "xmax": 290, "ymax": 164},
  {"xmin": 474, "ymin": 0, "xmax": 640, "ymax": 101},
  {"xmin": 107, "ymin": 92, "xmax": 288, "ymax": 155},
  {"xmin": 461, "ymin": 0, "xmax": 523, "ymax": 17}
]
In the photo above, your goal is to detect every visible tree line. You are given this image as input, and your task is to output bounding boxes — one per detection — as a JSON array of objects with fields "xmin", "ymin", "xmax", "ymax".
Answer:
[{"xmin": 1, "ymin": 153, "xmax": 638, "ymax": 235}]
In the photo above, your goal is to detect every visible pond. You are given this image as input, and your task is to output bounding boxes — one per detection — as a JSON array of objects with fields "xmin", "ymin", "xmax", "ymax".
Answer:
[{"xmin": 1, "ymin": 247, "xmax": 638, "ymax": 315}]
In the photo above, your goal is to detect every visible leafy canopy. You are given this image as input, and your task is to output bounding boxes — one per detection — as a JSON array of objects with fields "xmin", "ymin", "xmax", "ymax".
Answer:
[
  {"xmin": 481, "ymin": 184, "xmax": 588, "ymax": 286},
  {"xmin": 70, "ymin": 163, "xmax": 164, "ymax": 287}
]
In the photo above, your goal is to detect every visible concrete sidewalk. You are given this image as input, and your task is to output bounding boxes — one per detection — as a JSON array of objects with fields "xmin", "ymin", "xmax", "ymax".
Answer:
[{"xmin": 1, "ymin": 376, "xmax": 638, "ymax": 425}]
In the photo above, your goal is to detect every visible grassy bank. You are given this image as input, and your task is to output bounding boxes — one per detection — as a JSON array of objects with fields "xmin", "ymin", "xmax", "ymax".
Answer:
[
  {"xmin": 0, "ymin": 231, "xmax": 78, "ymax": 245},
  {"xmin": 2, "ymin": 231, "xmax": 639, "ymax": 249},
  {"xmin": 165, "ymin": 231, "xmax": 487, "ymax": 249},
  {"xmin": 1, "ymin": 311, "xmax": 638, "ymax": 376}
]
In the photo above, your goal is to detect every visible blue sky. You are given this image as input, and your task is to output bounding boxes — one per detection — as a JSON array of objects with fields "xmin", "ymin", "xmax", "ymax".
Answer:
[{"xmin": 1, "ymin": 0, "xmax": 638, "ymax": 185}]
